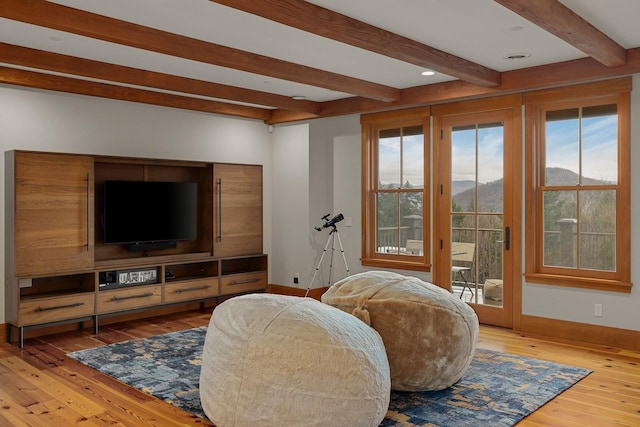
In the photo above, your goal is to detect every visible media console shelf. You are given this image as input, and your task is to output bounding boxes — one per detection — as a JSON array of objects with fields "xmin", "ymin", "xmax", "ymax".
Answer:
[{"xmin": 5, "ymin": 150, "xmax": 266, "ymax": 347}]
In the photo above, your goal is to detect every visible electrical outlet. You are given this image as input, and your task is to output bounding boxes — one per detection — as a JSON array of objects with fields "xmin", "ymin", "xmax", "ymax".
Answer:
[
  {"xmin": 294, "ymin": 273, "xmax": 299, "ymax": 284},
  {"xmin": 594, "ymin": 303, "xmax": 603, "ymax": 317}
]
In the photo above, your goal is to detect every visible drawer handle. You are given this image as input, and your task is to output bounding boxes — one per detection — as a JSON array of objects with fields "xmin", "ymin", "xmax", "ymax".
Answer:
[
  {"xmin": 111, "ymin": 292, "xmax": 154, "ymax": 302},
  {"xmin": 86, "ymin": 173, "xmax": 91, "ymax": 251},
  {"xmin": 217, "ymin": 177, "xmax": 222, "ymax": 242},
  {"xmin": 229, "ymin": 278, "xmax": 260, "ymax": 285},
  {"xmin": 175, "ymin": 285, "xmax": 212, "ymax": 294},
  {"xmin": 35, "ymin": 302, "xmax": 84, "ymax": 312}
]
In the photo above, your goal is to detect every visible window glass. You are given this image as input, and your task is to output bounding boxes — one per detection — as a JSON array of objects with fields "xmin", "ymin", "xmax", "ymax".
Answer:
[
  {"xmin": 378, "ymin": 129, "xmax": 401, "ymax": 187},
  {"xmin": 403, "ymin": 125, "xmax": 424, "ymax": 189},
  {"xmin": 543, "ymin": 190, "xmax": 577, "ymax": 268},
  {"xmin": 545, "ymin": 108, "xmax": 579, "ymax": 185},
  {"xmin": 376, "ymin": 192, "xmax": 399, "ymax": 254},
  {"xmin": 582, "ymin": 104, "xmax": 617, "ymax": 184},
  {"xmin": 478, "ymin": 122, "xmax": 504, "ymax": 213},
  {"xmin": 579, "ymin": 189, "xmax": 616, "ymax": 271}
]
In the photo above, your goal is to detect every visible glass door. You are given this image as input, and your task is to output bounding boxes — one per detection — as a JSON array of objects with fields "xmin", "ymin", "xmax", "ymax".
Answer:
[
  {"xmin": 434, "ymin": 103, "xmax": 520, "ymax": 328},
  {"xmin": 449, "ymin": 121, "xmax": 504, "ymax": 305}
]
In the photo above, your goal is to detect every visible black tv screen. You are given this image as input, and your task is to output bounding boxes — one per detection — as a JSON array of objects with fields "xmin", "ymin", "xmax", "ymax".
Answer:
[{"xmin": 103, "ymin": 180, "xmax": 198, "ymax": 246}]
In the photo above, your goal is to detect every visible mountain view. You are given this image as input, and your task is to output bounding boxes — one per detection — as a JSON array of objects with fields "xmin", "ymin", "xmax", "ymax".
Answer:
[
  {"xmin": 452, "ymin": 179, "xmax": 503, "ymax": 213},
  {"xmin": 452, "ymin": 167, "xmax": 609, "ymax": 213},
  {"xmin": 451, "ymin": 180, "xmax": 476, "ymax": 196}
]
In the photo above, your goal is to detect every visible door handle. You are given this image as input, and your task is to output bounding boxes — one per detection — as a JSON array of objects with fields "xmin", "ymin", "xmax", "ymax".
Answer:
[
  {"xmin": 496, "ymin": 226, "xmax": 510, "ymax": 250},
  {"xmin": 504, "ymin": 226, "xmax": 510, "ymax": 250}
]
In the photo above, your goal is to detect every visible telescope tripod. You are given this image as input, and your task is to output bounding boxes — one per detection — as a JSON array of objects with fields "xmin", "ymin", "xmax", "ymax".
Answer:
[{"xmin": 305, "ymin": 226, "xmax": 350, "ymax": 297}]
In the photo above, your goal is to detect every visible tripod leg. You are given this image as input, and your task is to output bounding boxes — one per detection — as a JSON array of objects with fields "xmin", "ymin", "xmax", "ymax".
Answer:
[
  {"xmin": 327, "ymin": 231, "xmax": 336, "ymax": 287},
  {"xmin": 334, "ymin": 231, "xmax": 350, "ymax": 277},
  {"xmin": 305, "ymin": 231, "xmax": 334, "ymax": 297}
]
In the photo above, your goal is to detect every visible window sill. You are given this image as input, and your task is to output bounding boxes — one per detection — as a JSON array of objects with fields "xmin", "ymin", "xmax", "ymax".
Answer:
[
  {"xmin": 362, "ymin": 258, "xmax": 431, "ymax": 272},
  {"xmin": 524, "ymin": 272, "xmax": 631, "ymax": 293}
]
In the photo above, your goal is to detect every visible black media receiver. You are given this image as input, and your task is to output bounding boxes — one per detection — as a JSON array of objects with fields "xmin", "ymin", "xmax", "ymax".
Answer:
[{"xmin": 98, "ymin": 268, "xmax": 159, "ymax": 290}]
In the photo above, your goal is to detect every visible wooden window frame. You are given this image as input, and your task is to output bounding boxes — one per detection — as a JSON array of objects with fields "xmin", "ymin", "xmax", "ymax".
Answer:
[
  {"xmin": 523, "ymin": 78, "xmax": 631, "ymax": 293},
  {"xmin": 361, "ymin": 107, "xmax": 431, "ymax": 272}
]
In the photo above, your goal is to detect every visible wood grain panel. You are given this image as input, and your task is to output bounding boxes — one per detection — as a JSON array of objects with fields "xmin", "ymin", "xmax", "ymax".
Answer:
[
  {"xmin": 12, "ymin": 152, "xmax": 94, "ymax": 277},
  {"xmin": 19, "ymin": 294, "xmax": 94, "ymax": 326},
  {"xmin": 520, "ymin": 314, "xmax": 640, "ymax": 352},
  {"xmin": 164, "ymin": 278, "xmax": 219, "ymax": 303},
  {"xmin": 214, "ymin": 164, "xmax": 263, "ymax": 257},
  {"xmin": 220, "ymin": 272, "xmax": 267, "ymax": 295},
  {"xmin": 96, "ymin": 286, "xmax": 162, "ymax": 314}
]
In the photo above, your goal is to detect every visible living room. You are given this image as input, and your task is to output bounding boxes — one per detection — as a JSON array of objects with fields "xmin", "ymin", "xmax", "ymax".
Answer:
[{"xmin": 1, "ymin": 1, "xmax": 640, "ymax": 425}]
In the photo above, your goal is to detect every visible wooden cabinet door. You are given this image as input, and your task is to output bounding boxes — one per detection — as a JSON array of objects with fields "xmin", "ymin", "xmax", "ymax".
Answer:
[
  {"xmin": 213, "ymin": 163, "xmax": 262, "ymax": 257},
  {"xmin": 12, "ymin": 152, "xmax": 94, "ymax": 276}
]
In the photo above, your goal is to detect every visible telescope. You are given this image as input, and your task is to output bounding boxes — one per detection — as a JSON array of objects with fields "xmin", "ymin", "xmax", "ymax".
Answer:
[
  {"xmin": 306, "ymin": 212, "xmax": 350, "ymax": 297},
  {"xmin": 315, "ymin": 213, "xmax": 344, "ymax": 231}
]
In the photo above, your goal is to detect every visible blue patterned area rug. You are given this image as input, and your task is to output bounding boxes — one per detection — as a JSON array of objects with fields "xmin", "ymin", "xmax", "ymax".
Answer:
[{"xmin": 68, "ymin": 327, "xmax": 591, "ymax": 426}]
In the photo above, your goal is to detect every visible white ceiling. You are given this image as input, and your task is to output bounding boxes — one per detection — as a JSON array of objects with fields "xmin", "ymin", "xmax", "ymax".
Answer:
[{"xmin": 1, "ymin": 0, "xmax": 639, "ymax": 111}]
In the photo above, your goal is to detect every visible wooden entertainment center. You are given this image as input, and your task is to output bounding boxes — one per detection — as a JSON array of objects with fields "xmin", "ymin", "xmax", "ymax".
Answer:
[{"xmin": 4, "ymin": 150, "xmax": 266, "ymax": 347}]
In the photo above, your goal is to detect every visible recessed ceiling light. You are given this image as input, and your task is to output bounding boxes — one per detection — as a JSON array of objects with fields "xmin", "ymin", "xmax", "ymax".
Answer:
[
  {"xmin": 291, "ymin": 95, "xmax": 306, "ymax": 100},
  {"xmin": 503, "ymin": 52, "xmax": 531, "ymax": 60},
  {"xmin": 49, "ymin": 36, "xmax": 63, "ymax": 42},
  {"xmin": 510, "ymin": 26, "xmax": 524, "ymax": 32},
  {"xmin": 421, "ymin": 70, "xmax": 435, "ymax": 76}
]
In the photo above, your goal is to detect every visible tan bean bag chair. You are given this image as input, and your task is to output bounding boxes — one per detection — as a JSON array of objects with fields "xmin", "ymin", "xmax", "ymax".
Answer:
[
  {"xmin": 199, "ymin": 293, "xmax": 391, "ymax": 427},
  {"xmin": 322, "ymin": 271, "xmax": 479, "ymax": 392}
]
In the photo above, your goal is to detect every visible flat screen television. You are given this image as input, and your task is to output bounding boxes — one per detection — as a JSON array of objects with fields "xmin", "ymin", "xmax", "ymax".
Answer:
[{"xmin": 103, "ymin": 180, "xmax": 198, "ymax": 251}]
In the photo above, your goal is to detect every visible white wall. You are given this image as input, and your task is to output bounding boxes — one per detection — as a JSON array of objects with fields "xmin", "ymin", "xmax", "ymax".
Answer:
[
  {"xmin": 270, "ymin": 115, "xmax": 361, "ymax": 290},
  {"xmin": 307, "ymin": 116, "xmax": 363, "ymax": 287},
  {"xmin": 269, "ymin": 123, "xmax": 311, "ymax": 287},
  {"xmin": 0, "ymin": 84, "xmax": 272, "ymax": 323}
]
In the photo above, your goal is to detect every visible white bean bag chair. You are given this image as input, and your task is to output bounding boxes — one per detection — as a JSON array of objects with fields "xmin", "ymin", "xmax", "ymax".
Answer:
[
  {"xmin": 322, "ymin": 271, "xmax": 479, "ymax": 392},
  {"xmin": 199, "ymin": 293, "xmax": 391, "ymax": 427}
]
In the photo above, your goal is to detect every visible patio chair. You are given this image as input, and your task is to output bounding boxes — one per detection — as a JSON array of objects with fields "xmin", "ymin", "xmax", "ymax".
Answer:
[{"xmin": 451, "ymin": 242, "xmax": 475, "ymax": 299}]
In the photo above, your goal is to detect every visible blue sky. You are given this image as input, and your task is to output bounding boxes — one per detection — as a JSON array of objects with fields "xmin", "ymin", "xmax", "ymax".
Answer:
[
  {"xmin": 378, "ymin": 111, "xmax": 617, "ymax": 187},
  {"xmin": 378, "ymin": 132, "xmax": 424, "ymax": 188},
  {"xmin": 546, "ymin": 114, "xmax": 618, "ymax": 184}
]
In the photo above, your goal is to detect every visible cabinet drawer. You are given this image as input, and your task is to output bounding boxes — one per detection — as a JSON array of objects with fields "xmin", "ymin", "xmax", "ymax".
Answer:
[
  {"xmin": 220, "ymin": 271, "xmax": 266, "ymax": 295},
  {"xmin": 19, "ymin": 293, "xmax": 95, "ymax": 326},
  {"xmin": 97, "ymin": 285, "xmax": 162, "ymax": 314},
  {"xmin": 164, "ymin": 277, "xmax": 219, "ymax": 303}
]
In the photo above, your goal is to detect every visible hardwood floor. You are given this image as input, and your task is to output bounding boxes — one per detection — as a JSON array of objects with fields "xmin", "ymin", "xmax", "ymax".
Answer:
[{"xmin": 1, "ymin": 308, "xmax": 640, "ymax": 426}]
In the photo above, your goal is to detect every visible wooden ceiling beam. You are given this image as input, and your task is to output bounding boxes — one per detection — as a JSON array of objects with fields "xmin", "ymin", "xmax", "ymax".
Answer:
[
  {"xmin": 494, "ymin": 0, "xmax": 626, "ymax": 67},
  {"xmin": 0, "ymin": 66, "xmax": 272, "ymax": 121},
  {"xmin": 0, "ymin": 0, "xmax": 400, "ymax": 102},
  {"xmin": 268, "ymin": 109, "xmax": 320, "ymax": 124},
  {"xmin": 5, "ymin": 47, "xmax": 636, "ymax": 124},
  {"xmin": 0, "ymin": 42, "xmax": 320, "ymax": 114},
  {"xmin": 279, "ymin": 48, "xmax": 640, "ymax": 123},
  {"xmin": 211, "ymin": 0, "xmax": 501, "ymax": 88}
]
